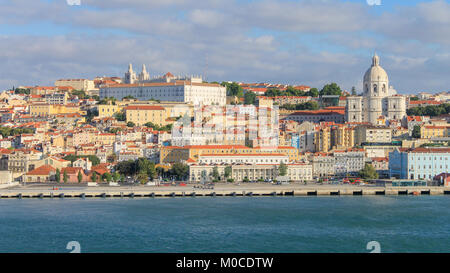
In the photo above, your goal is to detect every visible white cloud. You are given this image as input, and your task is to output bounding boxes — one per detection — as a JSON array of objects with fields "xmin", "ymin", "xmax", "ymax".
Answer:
[{"xmin": 0, "ymin": 0, "xmax": 449, "ymax": 93}]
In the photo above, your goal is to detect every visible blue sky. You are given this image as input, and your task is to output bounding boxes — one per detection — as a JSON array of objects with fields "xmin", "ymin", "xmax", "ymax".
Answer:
[{"xmin": 0, "ymin": 0, "xmax": 449, "ymax": 94}]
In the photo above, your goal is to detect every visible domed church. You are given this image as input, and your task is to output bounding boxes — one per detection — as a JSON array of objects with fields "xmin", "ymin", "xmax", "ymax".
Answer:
[{"xmin": 346, "ymin": 54, "xmax": 406, "ymax": 124}]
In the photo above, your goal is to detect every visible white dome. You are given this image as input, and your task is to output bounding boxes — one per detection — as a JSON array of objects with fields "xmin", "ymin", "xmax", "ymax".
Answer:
[{"xmin": 363, "ymin": 54, "xmax": 388, "ymax": 83}]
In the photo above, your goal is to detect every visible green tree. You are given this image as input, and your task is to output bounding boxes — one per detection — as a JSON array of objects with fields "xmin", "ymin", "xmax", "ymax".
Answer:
[
  {"xmin": 305, "ymin": 88, "xmax": 319, "ymax": 97},
  {"xmin": 91, "ymin": 172, "xmax": 97, "ymax": 183},
  {"xmin": 63, "ymin": 170, "xmax": 68, "ymax": 183},
  {"xmin": 102, "ymin": 173, "xmax": 112, "ymax": 182},
  {"xmin": 116, "ymin": 160, "xmax": 137, "ymax": 176},
  {"xmin": 359, "ymin": 163, "xmax": 379, "ymax": 180},
  {"xmin": 222, "ymin": 82, "xmax": 244, "ymax": 97},
  {"xmin": 244, "ymin": 91, "xmax": 257, "ymax": 105},
  {"xmin": 280, "ymin": 101, "xmax": 319, "ymax": 110},
  {"xmin": 171, "ymin": 162, "xmax": 189, "ymax": 180},
  {"xmin": 55, "ymin": 168, "xmax": 61, "ymax": 183},
  {"xmin": 109, "ymin": 128, "xmax": 122, "ymax": 134},
  {"xmin": 77, "ymin": 171, "xmax": 83, "ymax": 183},
  {"xmin": 136, "ymin": 158, "xmax": 156, "ymax": 180},
  {"xmin": 320, "ymin": 83, "xmax": 342, "ymax": 96},
  {"xmin": 86, "ymin": 108, "xmax": 99, "ymax": 122},
  {"xmin": 62, "ymin": 155, "xmax": 100, "ymax": 166},
  {"xmin": 278, "ymin": 162, "xmax": 288, "ymax": 176},
  {"xmin": 224, "ymin": 166, "xmax": 232, "ymax": 179},
  {"xmin": 212, "ymin": 166, "xmax": 220, "ymax": 181},
  {"xmin": 412, "ymin": 125, "xmax": 421, "ymax": 139},
  {"xmin": 112, "ymin": 172, "xmax": 120, "ymax": 182},
  {"xmin": 137, "ymin": 172, "xmax": 148, "ymax": 184},
  {"xmin": 113, "ymin": 111, "xmax": 126, "ymax": 121},
  {"xmin": 123, "ymin": 95, "xmax": 137, "ymax": 100},
  {"xmin": 126, "ymin": 121, "xmax": 136, "ymax": 127},
  {"xmin": 72, "ymin": 90, "xmax": 87, "ymax": 99}
]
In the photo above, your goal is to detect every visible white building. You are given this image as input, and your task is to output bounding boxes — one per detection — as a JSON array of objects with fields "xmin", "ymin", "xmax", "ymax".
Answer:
[
  {"xmin": 73, "ymin": 158, "xmax": 92, "ymax": 171},
  {"xmin": 189, "ymin": 163, "xmax": 312, "ymax": 182},
  {"xmin": 45, "ymin": 92, "xmax": 68, "ymax": 105},
  {"xmin": 346, "ymin": 54, "xmax": 406, "ymax": 124},
  {"xmin": 334, "ymin": 149, "xmax": 366, "ymax": 175},
  {"xmin": 100, "ymin": 81, "xmax": 226, "ymax": 106},
  {"xmin": 55, "ymin": 79, "xmax": 95, "ymax": 92},
  {"xmin": 198, "ymin": 154, "xmax": 289, "ymax": 165}
]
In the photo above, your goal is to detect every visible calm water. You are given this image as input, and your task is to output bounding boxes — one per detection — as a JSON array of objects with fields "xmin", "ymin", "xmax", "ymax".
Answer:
[{"xmin": 0, "ymin": 196, "xmax": 449, "ymax": 253}]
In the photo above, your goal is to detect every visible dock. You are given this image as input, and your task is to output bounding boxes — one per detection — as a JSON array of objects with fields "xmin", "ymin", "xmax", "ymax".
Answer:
[{"xmin": 0, "ymin": 184, "xmax": 449, "ymax": 199}]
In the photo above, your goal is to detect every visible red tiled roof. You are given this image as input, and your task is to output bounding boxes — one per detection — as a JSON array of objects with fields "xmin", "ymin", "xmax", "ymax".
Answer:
[
  {"xmin": 200, "ymin": 154, "xmax": 286, "ymax": 157},
  {"xmin": 26, "ymin": 165, "xmax": 55, "ymax": 176},
  {"xmin": 411, "ymin": 148, "xmax": 450, "ymax": 153},
  {"xmin": 125, "ymin": 105, "xmax": 165, "ymax": 111}
]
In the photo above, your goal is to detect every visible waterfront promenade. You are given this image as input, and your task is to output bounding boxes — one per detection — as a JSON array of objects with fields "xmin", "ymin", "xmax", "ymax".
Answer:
[{"xmin": 0, "ymin": 183, "xmax": 449, "ymax": 198}]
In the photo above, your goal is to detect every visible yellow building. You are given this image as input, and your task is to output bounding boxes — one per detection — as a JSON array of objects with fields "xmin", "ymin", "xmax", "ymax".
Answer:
[
  {"xmin": 98, "ymin": 103, "xmax": 121, "ymax": 118},
  {"xmin": 160, "ymin": 145, "xmax": 299, "ymax": 164},
  {"xmin": 420, "ymin": 125, "xmax": 449, "ymax": 139},
  {"xmin": 96, "ymin": 133, "xmax": 116, "ymax": 145},
  {"xmin": 29, "ymin": 104, "xmax": 81, "ymax": 117},
  {"xmin": 331, "ymin": 126, "xmax": 355, "ymax": 150},
  {"xmin": 314, "ymin": 127, "xmax": 331, "ymax": 153},
  {"xmin": 125, "ymin": 105, "xmax": 167, "ymax": 126},
  {"xmin": 51, "ymin": 135, "xmax": 65, "ymax": 147}
]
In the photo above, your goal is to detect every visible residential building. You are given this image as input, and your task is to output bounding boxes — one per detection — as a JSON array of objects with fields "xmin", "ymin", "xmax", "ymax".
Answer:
[
  {"xmin": 283, "ymin": 109, "xmax": 345, "ymax": 124},
  {"xmin": 55, "ymin": 79, "xmax": 96, "ymax": 92},
  {"xmin": 334, "ymin": 149, "xmax": 366, "ymax": 176},
  {"xmin": 125, "ymin": 105, "xmax": 167, "ymax": 126},
  {"xmin": 45, "ymin": 92, "xmax": 69, "ymax": 105},
  {"xmin": 354, "ymin": 125, "xmax": 392, "ymax": 145},
  {"xmin": 420, "ymin": 125, "xmax": 450, "ymax": 139},
  {"xmin": 389, "ymin": 147, "xmax": 450, "ymax": 180},
  {"xmin": 311, "ymin": 153, "xmax": 335, "ymax": 178}
]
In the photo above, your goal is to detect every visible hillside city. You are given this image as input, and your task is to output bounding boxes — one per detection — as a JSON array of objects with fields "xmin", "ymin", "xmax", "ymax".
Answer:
[{"xmin": 0, "ymin": 55, "xmax": 449, "ymax": 187}]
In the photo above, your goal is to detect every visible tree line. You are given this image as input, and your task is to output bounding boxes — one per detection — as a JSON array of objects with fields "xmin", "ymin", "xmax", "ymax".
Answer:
[
  {"xmin": 407, "ymin": 103, "xmax": 450, "ymax": 117},
  {"xmin": 115, "ymin": 158, "xmax": 190, "ymax": 183},
  {"xmin": 279, "ymin": 101, "xmax": 319, "ymax": 111},
  {"xmin": 0, "ymin": 126, "xmax": 34, "ymax": 138}
]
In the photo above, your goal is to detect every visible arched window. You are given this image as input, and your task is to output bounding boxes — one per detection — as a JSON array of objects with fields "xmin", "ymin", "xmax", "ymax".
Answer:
[
  {"xmin": 382, "ymin": 84, "xmax": 386, "ymax": 93},
  {"xmin": 373, "ymin": 84, "xmax": 378, "ymax": 94},
  {"xmin": 365, "ymin": 84, "xmax": 368, "ymax": 93},
  {"xmin": 353, "ymin": 104, "xmax": 356, "ymax": 109}
]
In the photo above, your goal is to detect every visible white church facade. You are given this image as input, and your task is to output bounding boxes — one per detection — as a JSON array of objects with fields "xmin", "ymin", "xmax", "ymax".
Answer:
[{"xmin": 346, "ymin": 54, "xmax": 406, "ymax": 124}]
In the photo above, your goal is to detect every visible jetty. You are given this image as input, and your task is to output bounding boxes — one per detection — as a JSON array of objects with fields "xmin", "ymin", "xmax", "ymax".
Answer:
[{"xmin": 0, "ymin": 184, "xmax": 449, "ymax": 199}]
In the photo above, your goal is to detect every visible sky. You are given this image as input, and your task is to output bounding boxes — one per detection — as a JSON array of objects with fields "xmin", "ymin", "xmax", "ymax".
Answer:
[{"xmin": 0, "ymin": 0, "xmax": 449, "ymax": 94}]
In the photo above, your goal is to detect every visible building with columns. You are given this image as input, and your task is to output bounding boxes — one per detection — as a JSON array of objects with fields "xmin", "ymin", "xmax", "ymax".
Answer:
[{"xmin": 346, "ymin": 54, "xmax": 406, "ymax": 124}]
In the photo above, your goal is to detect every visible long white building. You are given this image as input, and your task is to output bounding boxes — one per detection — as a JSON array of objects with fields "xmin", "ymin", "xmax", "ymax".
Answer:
[{"xmin": 99, "ymin": 81, "xmax": 226, "ymax": 106}]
